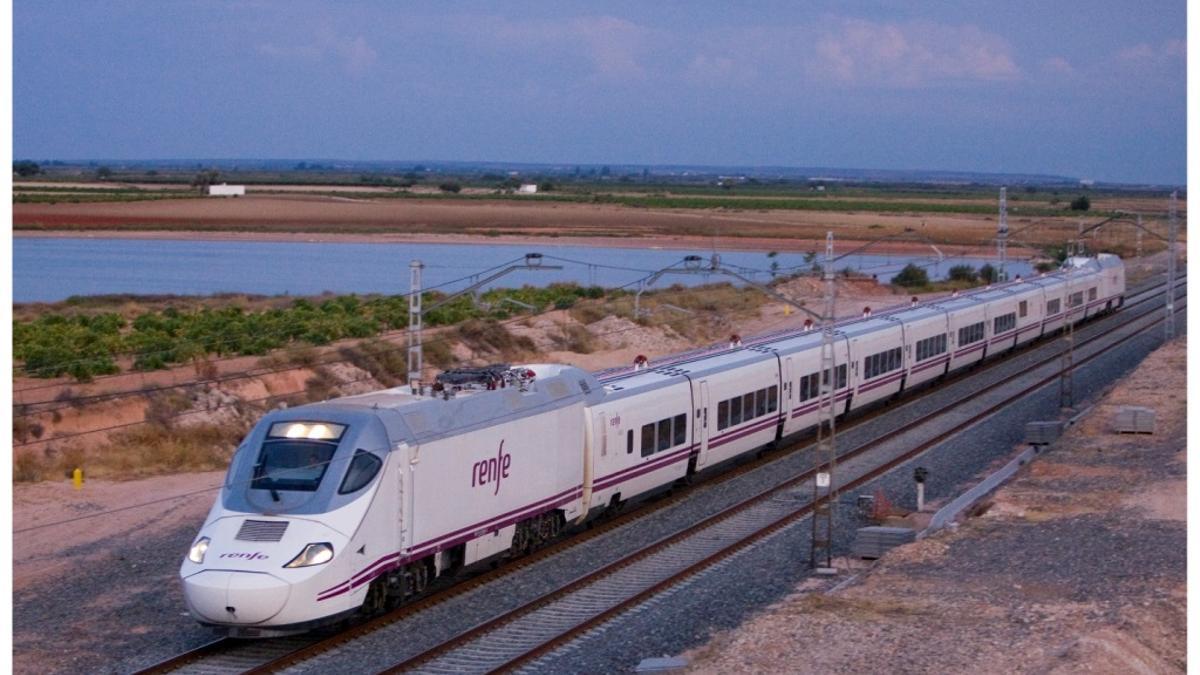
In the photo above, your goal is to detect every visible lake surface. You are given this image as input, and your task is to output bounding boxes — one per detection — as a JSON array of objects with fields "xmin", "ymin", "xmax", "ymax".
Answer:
[{"xmin": 12, "ymin": 237, "xmax": 1032, "ymax": 303}]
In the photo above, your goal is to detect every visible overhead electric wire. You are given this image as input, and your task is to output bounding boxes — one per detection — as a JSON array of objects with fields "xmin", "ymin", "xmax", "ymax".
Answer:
[
  {"xmin": 13, "ymin": 268, "xmax": 677, "ymax": 434},
  {"xmin": 12, "ymin": 292, "xmax": 823, "ymax": 534}
]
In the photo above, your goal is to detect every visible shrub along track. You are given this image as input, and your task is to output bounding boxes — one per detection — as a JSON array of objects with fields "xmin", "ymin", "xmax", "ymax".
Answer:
[{"xmin": 135, "ymin": 277, "xmax": 1183, "ymax": 675}]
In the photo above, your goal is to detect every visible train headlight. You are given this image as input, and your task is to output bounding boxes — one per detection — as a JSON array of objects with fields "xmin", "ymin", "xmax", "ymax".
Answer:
[
  {"xmin": 188, "ymin": 537, "xmax": 211, "ymax": 564},
  {"xmin": 284, "ymin": 542, "xmax": 334, "ymax": 568}
]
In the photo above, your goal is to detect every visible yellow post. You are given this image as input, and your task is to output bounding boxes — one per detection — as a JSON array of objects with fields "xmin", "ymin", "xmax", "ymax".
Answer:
[
  {"xmin": 784, "ymin": 305, "xmax": 791, "ymax": 316},
  {"xmin": 72, "ymin": 468, "xmax": 83, "ymax": 490}
]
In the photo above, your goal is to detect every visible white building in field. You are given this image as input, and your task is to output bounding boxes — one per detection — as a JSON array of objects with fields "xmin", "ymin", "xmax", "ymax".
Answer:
[
  {"xmin": 517, "ymin": 183, "xmax": 538, "ymax": 194},
  {"xmin": 208, "ymin": 183, "xmax": 245, "ymax": 197}
]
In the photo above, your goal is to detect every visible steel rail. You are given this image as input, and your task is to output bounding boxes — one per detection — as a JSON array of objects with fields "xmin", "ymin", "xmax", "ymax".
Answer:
[
  {"xmin": 376, "ymin": 285, "xmax": 1183, "ymax": 674},
  {"xmin": 135, "ymin": 276, "xmax": 1182, "ymax": 675}
]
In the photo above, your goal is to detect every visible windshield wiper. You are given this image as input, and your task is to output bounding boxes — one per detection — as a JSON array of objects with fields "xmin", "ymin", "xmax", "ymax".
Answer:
[{"xmin": 252, "ymin": 461, "xmax": 282, "ymax": 502}]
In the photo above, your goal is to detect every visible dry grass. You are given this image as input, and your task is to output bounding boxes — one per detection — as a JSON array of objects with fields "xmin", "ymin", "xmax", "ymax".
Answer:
[
  {"xmin": 337, "ymin": 338, "xmax": 409, "ymax": 386},
  {"xmin": 553, "ymin": 324, "xmax": 596, "ymax": 354},
  {"xmin": 17, "ymin": 422, "xmax": 249, "ymax": 482},
  {"xmin": 303, "ymin": 366, "xmax": 341, "ymax": 402},
  {"xmin": 455, "ymin": 319, "xmax": 537, "ymax": 360}
]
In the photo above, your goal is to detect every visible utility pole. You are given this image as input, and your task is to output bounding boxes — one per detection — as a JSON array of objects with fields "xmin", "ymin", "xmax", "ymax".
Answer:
[
  {"xmin": 408, "ymin": 260, "xmax": 425, "ymax": 394},
  {"xmin": 1059, "ymin": 244, "xmax": 1075, "ymax": 416},
  {"xmin": 408, "ymin": 254, "xmax": 561, "ymax": 394},
  {"xmin": 1136, "ymin": 214, "xmax": 1144, "ymax": 261},
  {"xmin": 1165, "ymin": 191, "xmax": 1178, "ymax": 341},
  {"xmin": 811, "ymin": 231, "xmax": 838, "ymax": 572},
  {"xmin": 997, "ymin": 187, "xmax": 1008, "ymax": 282}
]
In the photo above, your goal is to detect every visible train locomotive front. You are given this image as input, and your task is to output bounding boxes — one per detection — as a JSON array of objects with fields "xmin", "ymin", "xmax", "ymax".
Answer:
[{"xmin": 180, "ymin": 407, "xmax": 396, "ymax": 636}]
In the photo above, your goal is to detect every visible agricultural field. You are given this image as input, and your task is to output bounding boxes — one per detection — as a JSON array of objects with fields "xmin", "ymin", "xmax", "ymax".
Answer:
[{"xmin": 13, "ymin": 165, "xmax": 1184, "ymax": 257}]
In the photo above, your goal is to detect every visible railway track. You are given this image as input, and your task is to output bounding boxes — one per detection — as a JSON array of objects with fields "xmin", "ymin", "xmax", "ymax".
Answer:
[{"xmin": 137, "ymin": 276, "xmax": 1184, "ymax": 675}]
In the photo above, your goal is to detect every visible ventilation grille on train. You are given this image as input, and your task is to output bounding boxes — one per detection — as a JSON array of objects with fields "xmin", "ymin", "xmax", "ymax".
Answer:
[{"xmin": 236, "ymin": 519, "xmax": 289, "ymax": 542}]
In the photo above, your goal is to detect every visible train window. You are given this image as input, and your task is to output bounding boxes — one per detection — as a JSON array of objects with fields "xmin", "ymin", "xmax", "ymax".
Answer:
[
  {"xmin": 957, "ymin": 322, "xmax": 984, "ymax": 345},
  {"xmin": 657, "ymin": 419, "xmax": 672, "ymax": 452},
  {"xmin": 1019, "ymin": 300, "xmax": 1028, "ymax": 318},
  {"xmin": 822, "ymin": 364, "xmax": 847, "ymax": 389},
  {"xmin": 864, "ymin": 348, "xmax": 901, "ymax": 379},
  {"xmin": 1047, "ymin": 298, "xmax": 1061, "ymax": 315},
  {"xmin": 673, "ymin": 414, "xmax": 687, "ymax": 445},
  {"xmin": 1069, "ymin": 291, "xmax": 1084, "ymax": 307},
  {"xmin": 338, "ymin": 450, "xmax": 382, "ymax": 494},
  {"xmin": 799, "ymin": 374, "xmax": 815, "ymax": 402},
  {"xmin": 916, "ymin": 334, "xmax": 947, "ymax": 361},
  {"xmin": 767, "ymin": 385, "xmax": 778, "ymax": 413},
  {"xmin": 993, "ymin": 313, "xmax": 1016, "ymax": 334},
  {"xmin": 253, "ymin": 439, "xmax": 338, "ymax": 493},
  {"xmin": 743, "ymin": 393, "xmax": 755, "ymax": 419},
  {"xmin": 755, "ymin": 389, "xmax": 767, "ymax": 417},
  {"xmin": 1088, "ymin": 287, "xmax": 1097, "ymax": 301},
  {"xmin": 627, "ymin": 429, "xmax": 634, "ymax": 454},
  {"xmin": 730, "ymin": 396, "xmax": 743, "ymax": 425},
  {"xmin": 641, "ymin": 423, "xmax": 655, "ymax": 457},
  {"xmin": 718, "ymin": 400, "xmax": 729, "ymax": 430}
]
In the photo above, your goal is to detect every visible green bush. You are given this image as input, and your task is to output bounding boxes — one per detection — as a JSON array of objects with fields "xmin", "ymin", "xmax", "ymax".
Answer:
[
  {"xmin": 947, "ymin": 265, "xmax": 977, "ymax": 282},
  {"xmin": 13, "ymin": 283, "xmax": 612, "ymax": 379},
  {"xmin": 891, "ymin": 264, "xmax": 930, "ymax": 288}
]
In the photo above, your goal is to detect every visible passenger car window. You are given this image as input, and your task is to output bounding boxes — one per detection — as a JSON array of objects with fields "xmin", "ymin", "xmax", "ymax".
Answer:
[
  {"xmin": 718, "ymin": 400, "xmax": 729, "ymax": 430},
  {"xmin": 730, "ymin": 397, "xmax": 743, "ymax": 425},
  {"xmin": 673, "ymin": 414, "xmax": 686, "ymax": 445},
  {"xmin": 641, "ymin": 423, "xmax": 655, "ymax": 457},
  {"xmin": 338, "ymin": 450, "xmax": 382, "ymax": 494},
  {"xmin": 657, "ymin": 419, "xmax": 672, "ymax": 451}
]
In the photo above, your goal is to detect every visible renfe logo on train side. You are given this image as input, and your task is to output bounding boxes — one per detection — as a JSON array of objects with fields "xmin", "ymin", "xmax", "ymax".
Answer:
[{"xmin": 472, "ymin": 440, "xmax": 511, "ymax": 495}]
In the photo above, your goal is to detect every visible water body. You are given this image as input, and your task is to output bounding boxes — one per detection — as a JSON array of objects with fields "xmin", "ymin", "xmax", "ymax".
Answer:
[{"xmin": 12, "ymin": 237, "xmax": 1032, "ymax": 303}]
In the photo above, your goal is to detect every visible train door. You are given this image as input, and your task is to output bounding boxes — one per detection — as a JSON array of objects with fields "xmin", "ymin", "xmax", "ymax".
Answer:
[
  {"xmin": 395, "ymin": 446, "xmax": 408, "ymax": 555},
  {"xmin": 696, "ymin": 380, "xmax": 711, "ymax": 469},
  {"xmin": 782, "ymin": 357, "xmax": 795, "ymax": 434}
]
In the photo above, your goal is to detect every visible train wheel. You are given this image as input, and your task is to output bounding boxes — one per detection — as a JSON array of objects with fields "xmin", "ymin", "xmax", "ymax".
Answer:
[
  {"xmin": 411, "ymin": 562, "xmax": 429, "ymax": 595},
  {"xmin": 361, "ymin": 577, "xmax": 388, "ymax": 616},
  {"xmin": 510, "ymin": 522, "xmax": 532, "ymax": 555}
]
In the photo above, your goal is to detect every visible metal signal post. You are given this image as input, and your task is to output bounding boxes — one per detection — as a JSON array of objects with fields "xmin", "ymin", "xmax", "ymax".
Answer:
[
  {"xmin": 997, "ymin": 187, "xmax": 1008, "ymax": 282},
  {"xmin": 1166, "ymin": 191, "xmax": 1178, "ymax": 341},
  {"xmin": 408, "ymin": 260, "xmax": 425, "ymax": 394},
  {"xmin": 810, "ymin": 232, "xmax": 839, "ymax": 572}
]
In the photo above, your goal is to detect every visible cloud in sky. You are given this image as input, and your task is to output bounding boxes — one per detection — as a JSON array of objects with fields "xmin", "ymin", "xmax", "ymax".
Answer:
[
  {"xmin": 1117, "ymin": 38, "xmax": 1186, "ymax": 64},
  {"xmin": 808, "ymin": 19, "xmax": 1020, "ymax": 86},
  {"xmin": 1040, "ymin": 56, "xmax": 1075, "ymax": 76},
  {"xmin": 11, "ymin": 2, "xmax": 1187, "ymax": 184},
  {"xmin": 257, "ymin": 27, "xmax": 377, "ymax": 76},
  {"xmin": 458, "ymin": 14, "xmax": 653, "ymax": 81}
]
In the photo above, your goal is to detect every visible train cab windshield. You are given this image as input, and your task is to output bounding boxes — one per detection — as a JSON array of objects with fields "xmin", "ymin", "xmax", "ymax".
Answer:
[{"xmin": 252, "ymin": 422, "xmax": 347, "ymax": 493}]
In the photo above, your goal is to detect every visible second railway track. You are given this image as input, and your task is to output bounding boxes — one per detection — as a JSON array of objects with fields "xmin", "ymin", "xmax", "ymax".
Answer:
[{"xmin": 138, "ymin": 276, "xmax": 1185, "ymax": 675}]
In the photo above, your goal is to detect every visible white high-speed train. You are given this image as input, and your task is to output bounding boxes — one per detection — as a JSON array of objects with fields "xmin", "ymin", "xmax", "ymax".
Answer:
[{"xmin": 180, "ymin": 255, "xmax": 1125, "ymax": 636}]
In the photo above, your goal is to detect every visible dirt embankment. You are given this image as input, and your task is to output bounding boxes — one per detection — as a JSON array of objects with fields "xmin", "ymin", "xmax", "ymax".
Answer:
[
  {"xmin": 13, "ymin": 278, "xmax": 911, "ymax": 482},
  {"xmin": 685, "ymin": 339, "xmax": 1186, "ymax": 673}
]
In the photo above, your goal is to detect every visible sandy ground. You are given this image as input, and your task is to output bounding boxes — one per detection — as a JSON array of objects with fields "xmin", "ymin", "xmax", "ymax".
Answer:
[
  {"xmin": 12, "ymin": 471, "xmax": 225, "ymax": 592},
  {"xmin": 685, "ymin": 338, "xmax": 1186, "ymax": 674}
]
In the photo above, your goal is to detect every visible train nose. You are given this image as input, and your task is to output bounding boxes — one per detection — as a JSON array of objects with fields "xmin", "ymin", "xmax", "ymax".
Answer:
[{"xmin": 183, "ymin": 570, "xmax": 291, "ymax": 624}]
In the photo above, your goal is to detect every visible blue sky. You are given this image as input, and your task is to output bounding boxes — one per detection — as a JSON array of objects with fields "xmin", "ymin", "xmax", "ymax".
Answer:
[{"xmin": 13, "ymin": 1, "xmax": 1188, "ymax": 184}]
